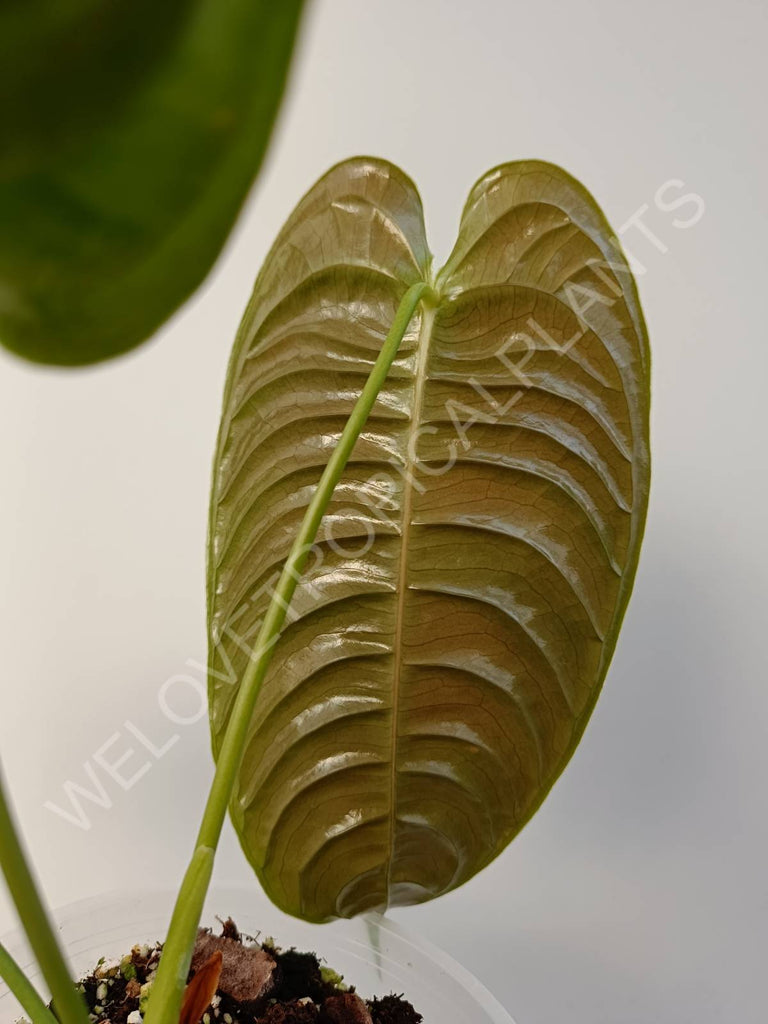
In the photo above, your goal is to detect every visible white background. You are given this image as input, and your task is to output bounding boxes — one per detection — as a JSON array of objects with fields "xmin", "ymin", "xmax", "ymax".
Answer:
[{"xmin": 1, "ymin": 2, "xmax": 767, "ymax": 1021}]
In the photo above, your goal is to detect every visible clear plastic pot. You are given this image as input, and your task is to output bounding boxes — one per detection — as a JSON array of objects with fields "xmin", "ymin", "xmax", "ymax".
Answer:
[{"xmin": 0, "ymin": 886, "xmax": 515, "ymax": 1024}]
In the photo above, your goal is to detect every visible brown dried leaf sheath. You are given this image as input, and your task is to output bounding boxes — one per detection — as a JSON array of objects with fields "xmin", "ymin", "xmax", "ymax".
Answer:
[{"xmin": 180, "ymin": 952, "xmax": 222, "ymax": 1024}]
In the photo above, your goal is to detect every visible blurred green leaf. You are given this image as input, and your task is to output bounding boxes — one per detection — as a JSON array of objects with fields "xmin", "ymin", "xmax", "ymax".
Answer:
[
  {"xmin": 0, "ymin": 0, "xmax": 304, "ymax": 365},
  {"xmin": 208, "ymin": 157, "xmax": 650, "ymax": 921}
]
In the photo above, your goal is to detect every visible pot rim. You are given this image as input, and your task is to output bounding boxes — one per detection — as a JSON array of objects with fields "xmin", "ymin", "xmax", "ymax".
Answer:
[{"xmin": 0, "ymin": 885, "xmax": 516, "ymax": 1024}]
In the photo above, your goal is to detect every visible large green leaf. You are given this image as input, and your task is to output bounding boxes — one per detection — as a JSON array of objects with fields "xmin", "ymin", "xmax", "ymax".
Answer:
[
  {"xmin": 208, "ymin": 158, "xmax": 650, "ymax": 921},
  {"xmin": 0, "ymin": 0, "xmax": 304, "ymax": 366}
]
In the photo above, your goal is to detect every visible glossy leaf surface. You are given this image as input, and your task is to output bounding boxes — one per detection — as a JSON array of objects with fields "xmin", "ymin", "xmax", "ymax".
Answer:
[
  {"xmin": 0, "ymin": 0, "xmax": 304, "ymax": 366},
  {"xmin": 208, "ymin": 158, "xmax": 650, "ymax": 921}
]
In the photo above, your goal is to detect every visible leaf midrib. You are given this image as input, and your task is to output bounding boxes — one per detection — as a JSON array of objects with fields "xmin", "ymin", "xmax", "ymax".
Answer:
[{"xmin": 384, "ymin": 294, "xmax": 438, "ymax": 902}]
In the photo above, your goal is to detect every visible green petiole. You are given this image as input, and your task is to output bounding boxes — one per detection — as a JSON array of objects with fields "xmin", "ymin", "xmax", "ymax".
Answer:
[
  {"xmin": 145, "ymin": 280, "xmax": 433, "ymax": 1024},
  {"xmin": 0, "ymin": 767, "xmax": 89, "ymax": 1024},
  {"xmin": 0, "ymin": 941, "xmax": 59, "ymax": 1024}
]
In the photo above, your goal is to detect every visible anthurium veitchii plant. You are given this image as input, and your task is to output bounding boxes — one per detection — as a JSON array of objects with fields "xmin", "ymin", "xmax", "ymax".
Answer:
[{"xmin": 0, "ymin": 37, "xmax": 649, "ymax": 1024}]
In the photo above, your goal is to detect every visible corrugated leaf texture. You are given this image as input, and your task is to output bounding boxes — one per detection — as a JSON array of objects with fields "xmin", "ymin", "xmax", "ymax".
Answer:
[{"xmin": 208, "ymin": 158, "xmax": 650, "ymax": 921}]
